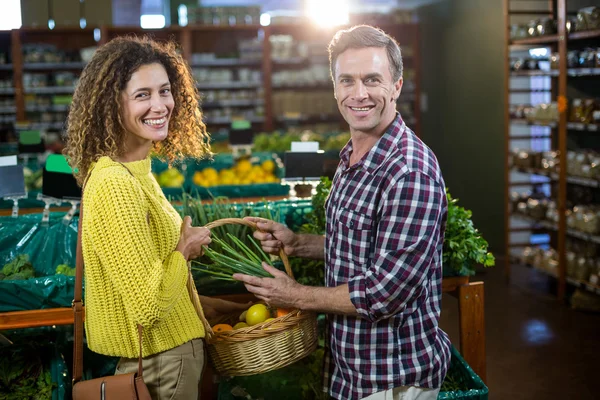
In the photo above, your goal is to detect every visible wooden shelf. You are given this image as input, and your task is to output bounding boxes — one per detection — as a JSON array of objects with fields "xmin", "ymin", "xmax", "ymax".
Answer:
[
  {"xmin": 568, "ymin": 29, "xmax": 600, "ymax": 41},
  {"xmin": 510, "ymin": 70, "xmax": 559, "ymax": 77},
  {"xmin": 510, "ymin": 118, "xmax": 556, "ymax": 127},
  {"xmin": 510, "ymin": 34, "xmax": 558, "ymax": 46}
]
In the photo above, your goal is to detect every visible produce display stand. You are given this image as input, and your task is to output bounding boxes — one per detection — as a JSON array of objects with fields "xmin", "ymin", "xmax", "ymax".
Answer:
[{"xmin": 0, "ymin": 276, "xmax": 486, "ymax": 399}]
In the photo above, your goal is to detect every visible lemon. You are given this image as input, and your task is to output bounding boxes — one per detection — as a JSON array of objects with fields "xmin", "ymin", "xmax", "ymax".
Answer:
[
  {"xmin": 245, "ymin": 304, "xmax": 270, "ymax": 326},
  {"xmin": 233, "ymin": 322, "xmax": 249, "ymax": 330},
  {"xmin": 261, "ymin": 160, "xmax": 275, "ymax": 173},
  {"xmin": 203, "ymin": 167, "xmax": 219, "ymax": 182},
  {"xmin": 236, "ymin": 159, "xmax": 253, "ymax": 175}
]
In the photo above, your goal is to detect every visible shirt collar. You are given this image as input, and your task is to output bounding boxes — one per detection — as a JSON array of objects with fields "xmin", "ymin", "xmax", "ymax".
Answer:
[{"xmin": 339, "ymin": 113, "xmax": 406, "ymax": 174}]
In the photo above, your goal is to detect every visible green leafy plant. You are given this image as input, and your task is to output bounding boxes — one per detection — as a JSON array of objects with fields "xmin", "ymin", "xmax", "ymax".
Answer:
[
  {"xmin": 0, "ymin": 341, "xmax": 55, "ymax": 400},
  {"xmin": 0, "ymin": 255, "xmax": 35, "ymax": 281},
  {"xmin": 443, "ymin": 189, "xmax": 495, "ymax": 276}
]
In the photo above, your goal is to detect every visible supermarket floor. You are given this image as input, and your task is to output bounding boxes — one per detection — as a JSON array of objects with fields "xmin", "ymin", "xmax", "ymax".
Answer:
[{"xmin": 440, "ymin": 260, "xmax": 600, "ymax": 400}]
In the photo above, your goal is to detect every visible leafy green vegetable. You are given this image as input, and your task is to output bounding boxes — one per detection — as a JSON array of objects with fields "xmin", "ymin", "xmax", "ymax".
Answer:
[
  {"xmin": 443, "ymin": 190, "xmax": 495, "ymax": 275},
  {"xmin": 192, "ymin": 234, "xmax": 275, "ymax": 280},
  {"xmin": 55, "ymin": 264, "xmax": 75, "ymax": 276},
  {"xmin": 1, "ymin": 255, "xmax": 35, "ymax": 281},
  {"xmin": 0, "ymin": 340, "xmax": 55, "ymax": 399}
]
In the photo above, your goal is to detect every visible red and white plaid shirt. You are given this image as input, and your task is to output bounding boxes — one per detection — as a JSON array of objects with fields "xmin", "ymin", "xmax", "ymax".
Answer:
[{"xmin": 323, "ymin": 114, "xmax": 451, "ymax": 399}]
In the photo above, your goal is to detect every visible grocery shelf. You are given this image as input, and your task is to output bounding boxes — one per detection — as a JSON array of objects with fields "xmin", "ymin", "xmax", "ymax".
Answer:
[
  {"xmin": 205, "ymin": 116, "xmax": 264, "ymax": 124},
  {"xmin": 509, "ymin": 133, "xmax": 552, "ymax": 139},
  {"xmin": 0, "ymin": 88, "xmax": 14, "ymax": 95},
  {"xmin": 568, "ymin": 29, "xmax": 600, "ymax": 41},
  {"xmin": 512, "ymin": 213, "xmax": 600, "ymax": 244},
  {"xmin": 510, "ymin": 34, "xmax": 558, "ymax": 46},
  {"xmin": 192, "ymin": 58, "xmax": 261, "ymax": 67},
  {"xmin": 17, "ymin": 122, "xmax": 65, "ymax": 130},
  {"xmin": 512, "ymin": 167, "xmax": 600, "ymax": 188},
  {"xmin": 567, "ymin": 68, "xmax": 600, "ymax": 77},
  {"xmin": 0, "ymin": 106, "xmax": 16, "ymax": 113},
  {"xmin": 201, "ymin": 99, "xmax": 263, "ymax": 108},
  {"xmin": 567, "ymin": 122, "xmax": 599, "ymax": 132},
  {"xmin": 23, "ymin": 62, "xmax": 86, "ymax": 70},
  {"xmin": 566, "ymin": 277, "xmax": 600, "ymax": 296},
  {"xmin": 509, "ymin": 69, "xmax": 600, "ymax": 77},
  {"xmin": 510, "ymin": 70, "xmax": 560, "ymax": 77},
  {"xmin": 510, "ymin": 118, "xmax": 556, "ymax": 128},
  {"xmin": 196, "ymin": 82, "xmax": 261, "ymax": 90},
  {"xmin": 26, "ymin": 104, "xmax": 70, "ymax": 112},
  {"xmin": 272, "ymin": 82, "xmax": 333, "ymax": 89},
  {"xmin": 25, "ymin": 86, "xmax": 75, "ymax": 94},
  {"xmin": 0, "ymin": 64, "xmax": 12, "ymax": 71}
]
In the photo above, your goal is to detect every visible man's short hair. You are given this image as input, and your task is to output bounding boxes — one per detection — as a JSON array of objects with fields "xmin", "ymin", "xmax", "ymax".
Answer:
[{"xmin": 328, "ymin": 25, "xmax": 403, "ymax": 83}]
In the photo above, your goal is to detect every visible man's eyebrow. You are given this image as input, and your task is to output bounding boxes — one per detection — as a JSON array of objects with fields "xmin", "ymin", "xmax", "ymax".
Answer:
[{"xmin": 363, "ymin": 73, "xmax": 383, "ymax": 80}]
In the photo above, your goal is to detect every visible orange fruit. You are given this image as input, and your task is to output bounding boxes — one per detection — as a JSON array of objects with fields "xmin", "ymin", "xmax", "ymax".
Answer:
[
  {"xmin": 212, "ymin": 324, "xmax": 233, "ymax": 333},
  {"xmin": 276, "ymin": 308, "xmax": 292, "ymax": 318}
]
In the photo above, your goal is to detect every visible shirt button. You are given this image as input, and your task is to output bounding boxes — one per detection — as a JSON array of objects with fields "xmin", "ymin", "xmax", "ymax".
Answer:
[{"xmin": 349, "ymin": 221, "xmax": 354, "ymax": 228}]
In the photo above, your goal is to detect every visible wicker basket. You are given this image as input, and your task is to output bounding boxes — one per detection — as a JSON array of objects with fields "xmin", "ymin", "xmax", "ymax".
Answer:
[{"xmin": 203, "ymin": 218, "xmax": 318, "ymax": 376}]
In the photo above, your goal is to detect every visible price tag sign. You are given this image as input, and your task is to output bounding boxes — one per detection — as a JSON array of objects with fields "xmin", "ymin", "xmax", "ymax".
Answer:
[
  {"xmin": 42, "ymin": 154, "xmax": 81, "ymax": 200},
  {"xmin": 18, "ymin": 130, "xmax": 45, "ymax": 154},
  {"xmin": 228, "ymin": 119, "xmax": 254, "ymax": 145},
  {"xmin": 0, "ymin": 164, "xmax": 25, "ymax": 198},
  {"xmin": 284, "ymin": 151, "xmax": 325, "ymax": 180}
]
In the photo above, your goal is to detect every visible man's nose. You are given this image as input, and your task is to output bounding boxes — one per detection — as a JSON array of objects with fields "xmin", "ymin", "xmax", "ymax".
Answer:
[{"xmin": 351, "ymin": 81, "xmax": 368, "ymax": 100}]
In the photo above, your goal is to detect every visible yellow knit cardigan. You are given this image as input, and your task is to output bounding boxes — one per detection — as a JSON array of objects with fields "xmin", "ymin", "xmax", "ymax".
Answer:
[{"xmin": 82, "ymin": 156, "xmax": 204, "ymax": 358}]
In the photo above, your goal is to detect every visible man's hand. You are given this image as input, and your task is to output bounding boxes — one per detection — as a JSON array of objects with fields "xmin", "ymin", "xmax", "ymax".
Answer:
[
  {"xmin": 233, "ymin": 263, "xmax": 303, "ymax": 309},
  {"xmin": 244, "ymin": 217, "xmax": 299, "ymax": 256}
]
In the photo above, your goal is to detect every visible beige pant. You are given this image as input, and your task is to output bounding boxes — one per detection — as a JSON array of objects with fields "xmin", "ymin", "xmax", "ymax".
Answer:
[
  {"xmin": 115, "ymin": 338, "xmax": 205, "ymax": 400},
  {"xmin": 362, "ymin": 386, "xmax": 440, "ymax": 400}
]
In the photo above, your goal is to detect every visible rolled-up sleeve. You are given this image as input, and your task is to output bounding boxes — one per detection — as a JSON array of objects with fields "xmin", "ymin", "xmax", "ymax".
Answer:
[{"xmin": 348, "ymin": 171, "xmax": 445, "ymax": 323}]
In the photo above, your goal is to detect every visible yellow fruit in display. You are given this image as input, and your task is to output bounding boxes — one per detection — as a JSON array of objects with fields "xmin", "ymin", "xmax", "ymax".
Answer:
[
  {"xmin": 203, "ymin": 168, "xmax": 219, "ymax": 181},
  {"xmin": 261, "ymin": 160, "xmax": 275, "ymax": 173},
  {"xmin": 157, "ymin": 168, "xmax": 184, "ymax": 188},
  {"xmin": 239, "ymin": 310, "xmax": 248, "ymax": 322},
  {"xmin": 245, "ymin": 304, "xmax": 270, "ymax": 326},
  {"xmin": 236, "ymin": 159, "xmax": 252, "ymax": 175},
  {"xmin": 192, "ymin": 171, "xmax": 205, "ymax": 186},
  {"xmin": 233, "ymin": 322, "xmax": 249, "ymax": 330}
]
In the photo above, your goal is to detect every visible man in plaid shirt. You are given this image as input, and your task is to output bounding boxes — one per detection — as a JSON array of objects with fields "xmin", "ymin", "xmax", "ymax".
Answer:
[{"xmin": 234, "ymin": 25, "xmax": 450, "ymax": 399}]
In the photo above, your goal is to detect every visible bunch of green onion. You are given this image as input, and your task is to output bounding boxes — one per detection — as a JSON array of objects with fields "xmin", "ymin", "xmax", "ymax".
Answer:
[{"xmin": 192, "ymin": 233, "xmax": 274, "ymax": 281}]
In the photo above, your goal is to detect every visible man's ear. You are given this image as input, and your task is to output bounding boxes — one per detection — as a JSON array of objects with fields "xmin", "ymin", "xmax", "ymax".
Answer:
[{"xmin": 392, "ymin": 78, "xmax": 403, "ymax": 102}]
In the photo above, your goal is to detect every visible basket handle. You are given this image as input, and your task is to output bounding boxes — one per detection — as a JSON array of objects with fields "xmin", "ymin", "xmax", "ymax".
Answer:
[{"xmin": 203, "ymin": 217, "xmax": 294, "ymax": 280}]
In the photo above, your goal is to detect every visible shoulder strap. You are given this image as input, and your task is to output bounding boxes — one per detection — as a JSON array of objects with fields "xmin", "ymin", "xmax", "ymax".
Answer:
[{"xmin": 72, "ymin": 172, "xmax": 144, "ymax": 384}]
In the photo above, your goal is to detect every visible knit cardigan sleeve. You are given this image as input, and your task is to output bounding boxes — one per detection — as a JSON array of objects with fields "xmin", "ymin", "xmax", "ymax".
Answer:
[{"xmin": 86, "ymin": 170, "xmax": 188, "ymax": 329}]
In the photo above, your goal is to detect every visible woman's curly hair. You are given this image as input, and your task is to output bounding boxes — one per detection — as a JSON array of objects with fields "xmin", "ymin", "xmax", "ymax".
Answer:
[{"xmin": 64, "ymin": 35, "xmax": 211, "ymax": 185}]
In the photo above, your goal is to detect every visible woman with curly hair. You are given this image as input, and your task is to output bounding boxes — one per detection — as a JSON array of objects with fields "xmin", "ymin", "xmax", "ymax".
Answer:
[{"xmin": 64, "ymin": 36, "xmax": 247, "ymax": 399}]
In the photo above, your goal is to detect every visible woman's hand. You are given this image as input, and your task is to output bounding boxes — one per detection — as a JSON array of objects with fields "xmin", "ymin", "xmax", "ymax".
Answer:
[{"xmin": 176, "ymin": 216, "xmax": 211, "ymax": 261}]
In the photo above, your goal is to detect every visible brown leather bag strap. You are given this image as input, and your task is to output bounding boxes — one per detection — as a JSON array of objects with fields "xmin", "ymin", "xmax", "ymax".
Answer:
[
  {"xmin": 72, "ymin": 170, "xmax": 145, "ymax": 385},
  {"xmin": 72, "ymin": 199, "xmax": 85, "ymax": 384}
]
